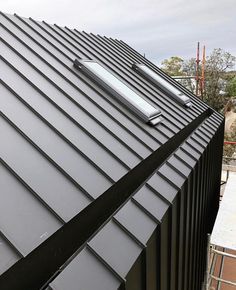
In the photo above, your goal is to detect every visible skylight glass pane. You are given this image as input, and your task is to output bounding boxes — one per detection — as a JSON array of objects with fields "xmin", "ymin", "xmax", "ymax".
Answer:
[
  {"xmin": 74, "ymin": 59, "xmax": 161, "ymax": 124},
  {"xmin": 133, "ymin": 64, "xmax": 192, "ymax": 107}
]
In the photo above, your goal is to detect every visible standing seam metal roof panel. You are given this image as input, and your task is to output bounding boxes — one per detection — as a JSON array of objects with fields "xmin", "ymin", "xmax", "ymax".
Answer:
[
  {"xmin": 0, "ymin": 15, "xmax": 158, "ymax": 156},
  {"xmin": 0, "ymin": 12, "xmax": 224, "ymax": 290},
  {"xmin": 1, "ymin": 13, "xmax": 205, "ymax": 130},
  {"xmin": 49, "ymin": 112, "xmax": 223, "ymax": 290}
]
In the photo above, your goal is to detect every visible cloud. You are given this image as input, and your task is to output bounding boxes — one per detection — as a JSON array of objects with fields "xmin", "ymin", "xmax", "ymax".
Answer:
[{"xmin": 1, "ymin": 0, "xmax": 235, "ymax": 65}]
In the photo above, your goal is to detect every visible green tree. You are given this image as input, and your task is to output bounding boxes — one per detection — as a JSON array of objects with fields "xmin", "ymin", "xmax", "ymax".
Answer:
[
  {"xmin": 182, "ymin": 58, "xmax": 197, "ymax": 93},
  {"xmin": 203, "ymin": 49, "xmax": 236, "ymax": 111},
  {"xmin": 226, "ymin": 76, "xmax": 236, "ymax": 98},
  {"xmin": 161, "ymin": 56, "xmax": 184, "ymax": 76},
  {"xmin": 160, "ymin": 49, "xmax": 236, "ymax": 112},
  {"xmin": 161, "ymin": 50, "xmax": 236, "ymax": 160}
]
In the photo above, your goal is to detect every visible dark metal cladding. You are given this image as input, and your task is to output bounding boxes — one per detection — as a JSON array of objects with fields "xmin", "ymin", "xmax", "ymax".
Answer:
[{"xmin": 0, "ymin": 12, "xmax": 224, "ymax": 290}]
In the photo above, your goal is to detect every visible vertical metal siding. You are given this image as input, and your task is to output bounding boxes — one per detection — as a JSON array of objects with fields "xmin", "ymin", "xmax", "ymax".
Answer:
[{"xmin": 48, "ymin": 112, "xmax": 224, "ymax": 290}]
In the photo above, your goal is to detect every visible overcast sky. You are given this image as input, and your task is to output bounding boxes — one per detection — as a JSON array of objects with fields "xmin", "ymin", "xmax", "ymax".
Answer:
[{"xmin": 2, "ymin": 0, "xmax": 235, "ymax": 65}]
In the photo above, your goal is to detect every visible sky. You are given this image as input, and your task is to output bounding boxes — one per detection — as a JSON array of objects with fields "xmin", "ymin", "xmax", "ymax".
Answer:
[{"xmin": 1, "ymin": 0, "xmax": 236, "ymax": 65}]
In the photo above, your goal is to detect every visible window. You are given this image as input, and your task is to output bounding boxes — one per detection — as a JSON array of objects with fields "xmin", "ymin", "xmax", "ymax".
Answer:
[
  {"xmin": 132, "ymin": 63, "xmax": 192, "ymax": 108},
  {"xmin": 74, "ymin": 59, "xmax": 162, "ymax": 125}
]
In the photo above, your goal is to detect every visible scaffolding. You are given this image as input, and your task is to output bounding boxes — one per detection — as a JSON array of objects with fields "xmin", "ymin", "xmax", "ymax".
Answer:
[{"xmin": 174, "ymin": 42, "xmax": 206, "ymax": 99}]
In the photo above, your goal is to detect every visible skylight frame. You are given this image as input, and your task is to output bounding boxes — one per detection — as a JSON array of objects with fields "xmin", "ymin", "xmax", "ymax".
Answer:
[
  {"xmin": 74, "ymin": 59, "xmax": 162, "ymax": 125},
  {"xmin": 132, "ymin": 63, "xmax": 192, "ymax": 108}
]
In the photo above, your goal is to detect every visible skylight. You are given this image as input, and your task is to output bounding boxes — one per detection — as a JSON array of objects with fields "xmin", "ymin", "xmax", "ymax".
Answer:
[
  {"xmin": 74, "ymin": 59, "xmax": 162, "ymax": 125},
  {"xmin": 132, "ymin": 63, "xmax": 192, "ymax": 108}
]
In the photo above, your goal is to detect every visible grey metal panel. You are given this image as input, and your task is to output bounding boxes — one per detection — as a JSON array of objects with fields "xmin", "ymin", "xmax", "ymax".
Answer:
[
  {"xmin": 88, "ymin": 220, "xmax": 142, "ymax": 278},
  {"xmin": 192, "ymin": 132, "xmax": 208, "ymax": 147},
  {"xmin": 0, "ymin": 115, "xmax": 90, "ymax": 222},
  {"xmin": 0, "ymin": 51, "xmax": 151, "ymax": 167},
  {"xmin": 1, "ymin": 16, "xmax": 78, "ymax": 67},
  {"xmin": 146, "ymin": 231, "xmax": 158, "ymax": 290},
  {"xmin": 133, "ymin": 185, "xmax": 169, "ymax": 222},
  {"xmin": 0, "ymin": 62, "xmax": 128, "ymax": 180},
  {"xmin": 49, "ymin": 111, "xmax": 223, "ymax": 289},
  {"xmin": 206, "ymin": 117, "xmax": 219, "ymax": 130},
  {"xmin": 0, "ymin": 163, "xmax": 62, "ymax": 255},
  {"xmin": 50, "ymin": 248, "xmax": 121, "ymax": 290},
  {"xmin": 30, "ymin": 23, "xmax": 176, "ymax": 142},
  {"xmin": 196, "ymin": 128, "xmax": 211, "ymax": 143},
  {"xmin": 176, "ymin": 186, "xmax": 187, "ymax": 290},
  {"xmin": 159, "ymin": 163, "xmax": 185, "ymax": 188},
  {"xmin": 0, "ymin": 24, "xmax": 151, "ymax": 161},
  {"xmin": 147, "ymin": 173, "xmax": 178, "ymax": 203},
  {"xmin": 41, "ymin": 113, "xmax": 222, "ymax": 290},
  {"xmin": 114, "ymin": 200, "xmax": 157, "ymax": 245},
  {"xmin": 34, "ymin": 21, "xmax": 90, "ymax": 60},
  {"xmin": 182, "ymin": 142, "xmax": 201, "ymax": 159},
  {"xmin": 0, "ymin": 83, "xmax": 112, "ymax": 196},
  {"xmin": 169, "ymin": 197, "xmax": 179, "ymax": 290},
  {"xmin": 0, "ymin": 234, "xmax": 20, "ymax": 276},
  {"xmin": 201, "ymin": 121, "xmax": 216, "ymax": 135},
  {"xmin": 175, "ymin": 148, "xmax": 197, "ymax": 167},
  {"xmin": 14, "ymin": 15, "xmax": 203, "ymax": 135},
  {"xmin": 125, "ymin": 254, "xmax": 143, "ymax": 290},
  {"xmin": 29, "ymin": 27, "xmax": 166, "ymax": 147},
  {"xmin": 43, "ymin": 23, "xmax": 186, "ymax": 125},
  {"xmin": 23, "ymin": 17, "xmax": 89, "ymax": 60},
  {"xmin": 168, "ymin": 155, "xmax": 192, "ymax": 177},
  {"xmin": 157, "ymin": 123, "xmax": 174, "ymax": 138},
  {"xmin": 44, "ymin": 111, "xmax": 223, "ymax": 289},
  {"xmin": 0, "ymin": 12, "xmax": 225, "ymax": 290},
  {"xmin": 210, "ymin": 112, "xmax": 222, "ymax": 124},
  {"xmin": 53, "ymin": 28, "xmax": 186, "ymax": 132},
  {"xmin": 198, "ymin": 127, "xmax": 212, "ymax": 142},
  {"xmin": 183, "ymin": 176, "xmax": 194, "ymax": 290},
  {"xmin": 187, "ymin": 138, "xmax": 205, "ymax": 154},
  {"xmin": 0, "ymin": 58, "xmax": 140, "ymax": 170},
  {"xmin": 1, "ymin": 15, "xmax": 160, "ymax": 155}
]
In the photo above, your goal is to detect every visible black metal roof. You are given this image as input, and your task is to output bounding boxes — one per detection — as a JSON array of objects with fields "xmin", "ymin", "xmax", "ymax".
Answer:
[
  {"xmin": 0, "ymin": 12, "xmax": 224, "ymax": 290},
  {"xmin": 48, "ymin": 112, "xmax": 222, "ymax": 290}
]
